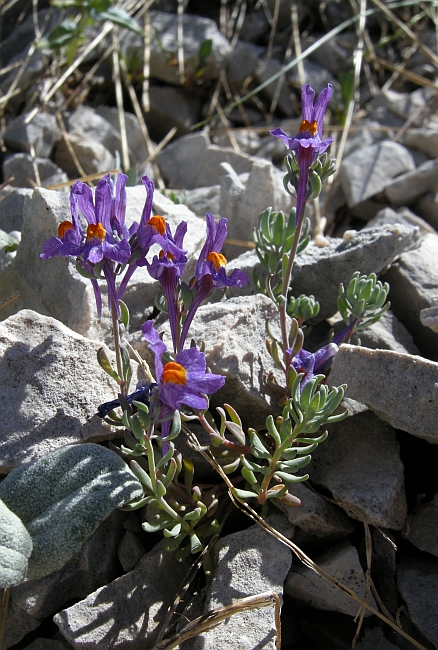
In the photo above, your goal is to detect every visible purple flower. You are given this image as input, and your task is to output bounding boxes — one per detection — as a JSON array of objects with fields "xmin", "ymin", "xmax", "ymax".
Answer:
[
  {"xmin": 142, "ymin": 320, "xmax": 225, "ymax": 413},
  {"xmin": 41, "ymin": 173, "xmax": 132, "ymax": 317},
  {"xmin": 180, "ymin": 214, "xmax": 248, "ymax": 349},
  {"xmin": 289, "ymin": 342, "xmax": 338, "ymax": 388},
  {"xmin": 270, "ymin": 84, "xmax": 333, "ymax": 224}
]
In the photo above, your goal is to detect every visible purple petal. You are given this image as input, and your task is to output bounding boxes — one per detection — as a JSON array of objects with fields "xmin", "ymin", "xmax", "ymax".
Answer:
[
  {"xmin": 269, "ymin": 127, "xmax": 295, "ymax": 150},
  {"xmin": 102, "ymin": 238, "xmax": 131, "ymax": 264},
  {"xmin": 73, "ymin": 182, "xmax": 95, "ymax": 224},
  {"xmin": 301, "ymin": 84, "xmax": 316, "ymax": 122},
  {"xmin": 313, "ymin": 342, "xmax": 338, "ymax": 374},
  {"xmin": 95, "ymin": 175, "xmax": 112, "ymax": 230},
  {"xmin": 142, "ymin": 320, "xmax": 166, "ymax": 381},
  {"xmin": 313, "ymin": 84, "xmax": 333, "ymax": 136},
  {"xmin": 140, "ymin": 175, "xmax": 155, "ymax": 226},
  {"xmin": 114, "ymin": 174, "xmax": 128, "ymax": 226},
  {"xmin": 41, "ymin": 237, "xmax": 63, "ymax": 259}
]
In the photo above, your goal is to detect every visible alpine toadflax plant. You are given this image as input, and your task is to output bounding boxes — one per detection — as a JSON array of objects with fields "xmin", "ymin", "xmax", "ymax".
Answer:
[{"xmin": 270, "ymin": 84, "xmax": 333, "ymax": 225}]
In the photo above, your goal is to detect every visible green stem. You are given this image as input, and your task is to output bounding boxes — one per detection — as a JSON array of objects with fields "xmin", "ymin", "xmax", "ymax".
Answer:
[
  {"xmin": 279, "ymin": 203, "xmax": 307, "ymax": 367},
  {"xmin": 110, "ymin": 299, "xmax": 126, "ymax": 397}
]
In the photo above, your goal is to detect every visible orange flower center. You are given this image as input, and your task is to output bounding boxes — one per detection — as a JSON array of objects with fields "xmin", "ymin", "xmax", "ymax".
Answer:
[
  {"xmin": 162, "ymin": 361, "xmax": 187, "ymax": 385},
  {"xmin": 298, "ymin": 120, "xmax": 318, "ymax": 136},
  {"xmin": 57, "ymin": 221, "xmax": 74, "ymax": 238},
  {"xmin": 206, "ymin": 251, "xmax": 226, "ymax": 270},
  {"xmin": 86, "ymin": 223, "xmax": 106, "ymax": 242},
  {"xmin": 159, "ymin": 249, "xmax": 175, "ymax": 261},
  {"xmin": 149, "ymin": 215, "xmax": 166, "ymax": 235}
]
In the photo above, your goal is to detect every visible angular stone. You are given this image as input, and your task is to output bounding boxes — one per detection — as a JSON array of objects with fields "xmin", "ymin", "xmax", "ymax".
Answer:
[
  {"xmin": 328, "ymin": 345, "xmax": 438, "ymax": 443},
  {"xmin": 3, "ymin": 112, "xmax": 60, "ymax": 158},
  {"xmin": 193, "ymin": 514, "xmax": 293, "ymax": 650},
  {"xmin": 402, "ymin": 503, "xmax": 438, "ymax": 557},
  {"xmin": 0, "ymin": 310, "xmax": 132, "ymax": 472},
  {"xmin": 54, "ymin": 540, "xmax": 188, "ymax": 649},
  {"xmin": 284, "ymin": 482, "xmax": 355, "ymax": 540},
  {"xmin": 146, "ymin": 85, "xmax": 202, "ymax": 141},
  {"xmin": 350, "ymin": 310, "xmax": 419, "ymax": 355},
  {"xmin": 416, "ymin": 190, "xmax": 438, "ymax": 230},
  {"xmin": 0, "ymin": 187, "xmax": 32, "ymax": 231},
  {"xmin": 3, "ymin": 599, "xmax": 40, "ymax": 649},
  {"xmin": 384, "ymin": 157, "xmax": 438, "ymax": 206},
  {"xmin": 285, "ymin": 541, "xmax": 377, "ymax": 617},
  {"xmin": 355, "ymin": 627, "xmax": 400, "ymax": 650},
  {"xmin": 255, "ymin": 58, "xmax": 295, "ymax": 115},
  {"xmin": 397, "ymin": 557, "xmax": 438, "ymax": 648},
  {"xmin": 167, "ymin": 294, "xmax": 286, "ymax": 431},
  {"xmin": 54, "ymin": 134, "xmax": 115, "ymax": 178},
  {"xmin": 339, "ymin": 142, "xmax": 415, "ymax": 207},
  {"xmin": 369, "ymin": 89, "xmax": 432, "ymax": 122},
  {"xmin": 383, "ymin": 233, "xmax": 438, "ymax": 359},
  {"xmin": 66, "ymin": 106, "xmax": 122, "ymax": 155},
  {"xmin": 226, "ymin": 41, "xmax": 263, "ymax": 84},
  {"xmin": 118, "ymin": 529, "xmax": 147, "ymax": 573},
  {"xmin": 23, "ymin": 640, "xmax": 72, "ymax": 650},
  {"xmin": 291, "ymin": 224, "xmax": 416, "ymax": 322},
  {"xmin": 155, "ymin": 132, "xmax": 210, "ymax": 189},
  {"xmin": 195, "ymin": 145, "xmax": 256, "ymax": 188},
  {"xmin": 308, "ymin": 410, "xmax": 407, "ymax": 529},
  {"xmin": 403, "ymin": 126, "xmax": 438, "ymax": 159},
  {"xmin": 96, "ymin": 106, "xmax": 149, "ymax": 165},
  {"xmin": 185, "ymin": 185, "xmax": 221, "ymax": 217},
  {"xmin": 3, "ymin": 153, "xmax": 64, "ymax": 188},
  {"xmin": 124, "ymin": 11, "xmax": 231, "ymax": 86}
]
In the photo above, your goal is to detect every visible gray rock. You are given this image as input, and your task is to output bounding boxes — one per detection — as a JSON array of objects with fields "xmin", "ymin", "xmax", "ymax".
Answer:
[
  {"xmin": 23, "ymin": 640, "xmax": 72, "ymax": 650},
  {"xmin": 291, "ymin": 224, "xmax": 416, "ymax": 322},
  {"xmin": 0, "ymin": 50, "xmax": 46, "ymax": 110},
  {"xmin": 212, "ymin": 128, "xmax": 262, "ymax": 155},
  {"xmin": 3, "ymin": 153, "xmax": 64, "ymax": 188},
  {"xmin": 402, "ymin": 503, "xmax": 438, "ymax": 557},
  {"xmin": 403, "ymin": 126, "xmax": 438, "ymax": 159},
  {"xmin": 288, "ymin": 58, "xmax": 339, "ymax": 95},
  {"xmin": 302, "ymin": 33, "xmax": 352, "ymax": 75},
  {"xmin": 67, "ymin": 106, "xmax": 121, "ymax": 154},
  {"xmin": 369, "ymin": 527, "xmax": 398, "ymax": 614},
  {"xmin": 221, "ymin": 158, "xmax": 294, "ymax": 259},
  {"xmin": 0, "ymin": 187, "xmax": 32, "ymax": 231},
  {"xmin": 96, "ymin": 106, "xmax": 150, "ymax": 166},
  {"xmin": 384, "ymin": 157, "xmax": 438, "ymax": 206},
  {"xmin": 0, "ymin": 310, "xmax": 130, "ymax": 472},
  {"xmin": 3, "ymin": 112, "xmax": 60, "ymax": 158},
  {"xmin": 397, "ymin": 557, "xmax": 438, "ymax": 648},
  {"xmin": 284, "ymin": 482, "xmax": 355, "ymax": 540},
  {"xmin": 124, "ymin": 11, "xmax": 231, "ymax": 86},
  {"xmin": 118, "ymin": 529, "xmax": 147, "ymax": 573},
  {"xmin": 285, "ymin": 540, "xmax": 377, "ymax": 617},
  {"xmin": 54, "ymin": 134, "xmax": 115, "ymax": 178},
  {"xmin": 383, "ymin": 232, "xmax": 438, "ymax": 359},
  {"xmin": 156, "ymin": 133, "xmax": 258, "ymax": 190},
  {"xmin": 308, "ymin": 410, "xmax": 407, "ymax": 529},
  {"xmin": 185, "ymin": 185, "xmax": 221, "ymax": 217},
  {"xmin": 328, "ymin": 344, "xmax": 438, "ymax": 443},
  {"xmin": 255, "ymin": 58, "xmax": 295, "ymax": 115},
  {"xmin": 339, "ymin": 141, "xmax": 415, "ymax": 207},
  {"xmin": 226, "ymin": 41, "xmax": 263, "ymax": 84},
  {"xmin": 11, "ymin": 510, "xmax": 126, "ymax": 619},
  {"xmin": 420, "ymin": 297, "xmax": 438, "ymax": 333},
  {"xmin": 146, "ymin": 85, "xmax": 202, "ymax": 141},
  {"xmin": 351, "ymin": 310, "xmax": 419, "ymax": 355},
  {"xmin": 2, "ymin": 599, "xmax": 40, "ymax": 649},
  {"xmin": 54, "ymin": 540, "xmax": 188, "ymax": 649},
  {"xmin": 365, "ymin": 205, "xmax": 431, "ymax": 239},
  {"xmin": 415, "ymin": 190, "xmax": 438, "ymax": 230},
  {"xmin": 355, "ymin": 627, "xmax": 400, "ymax": 650},
  {"xmin": 368, "ymin": 89, "xmax": 432, "ymax": 123},
  {"xmin": 172, "ymin": 294, "xmax": 286, "ymax": 431},
  {"xmin": 193, "ymin": 514, "xmax": 293, "ymax": 650}
]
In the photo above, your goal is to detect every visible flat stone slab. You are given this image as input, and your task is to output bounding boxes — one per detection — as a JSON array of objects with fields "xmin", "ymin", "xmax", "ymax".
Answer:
[
  {"xmin": 54, "ymin": 540, "xmax": 188, "ymax": 649},
  {"xmin": 308, "ymin": 410, "xmax": 407, "ymax": 529},
  {"xmin": 339, "ymin": 141, "xmax": 415, "ymax": 207},
  {"xmin": 397, "ymin": 557, "xmax": 438, "ymax": 648},
  {"xmin": 193, "ymin": 514, "xmax": 294, "ymax": 650},
  {"xmin": 328, "ymin": 344, "xmax": 438, "ymax": 443},
  {"xmin": 285, "ymin": 541, "xmax": 377, "ymax": 617},
  {"xmin": 0, "ymin": 310, "xmax": 132, "ymax": 472}
]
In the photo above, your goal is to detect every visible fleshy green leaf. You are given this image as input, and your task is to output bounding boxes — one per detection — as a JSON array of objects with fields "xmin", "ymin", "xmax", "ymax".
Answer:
[
  {"xmin": 0, "ymin": 498, "xmax": 32, "ymax": 588},
  {"xmin": 0, "ymin": 444, "xmax": 143, "ymax": 580}
]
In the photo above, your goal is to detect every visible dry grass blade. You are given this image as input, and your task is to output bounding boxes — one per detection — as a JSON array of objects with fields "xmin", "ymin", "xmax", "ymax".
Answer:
[
  {"xmin": 291, "ymin": 1, "xmax": 305, "ymax": 87},
  {"xmin": 184, "ymin": 429, "xmax": 428, "ymax": 650},
  {"xmin": 154, "ymin": 591, "xmax": 282, "ymax": 650},
  {"xmin": 0, "ymin": 587, "xmax": 10, "ymax": 650},
  {"xmin": 142, "ymin": 9, "xmax": 151, "ymax": 112},
  {"xmin": 0, "ymin": 293, "xmax": 20, "ymax": 311},
  {"xmin": 177, "ymin": 0, "xmax": 186, "ymax": 85},
  {"xmin": 56, "ymin": 113, "xmax": 88, "ymax": 181},
  {"xmin": 370, "ymin": 0, "xmax": 438, "ymax": 67},
  {"xmin": 365, "ymin": 53, "xmax": 438, "ymax": 90},
  {"xmin": 45, "ymin": 169, "xmax": 121, "ymax": 190},
  {"xmin": 112, "ymin": 35, "xmax": 130, "ymax": 172}
]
